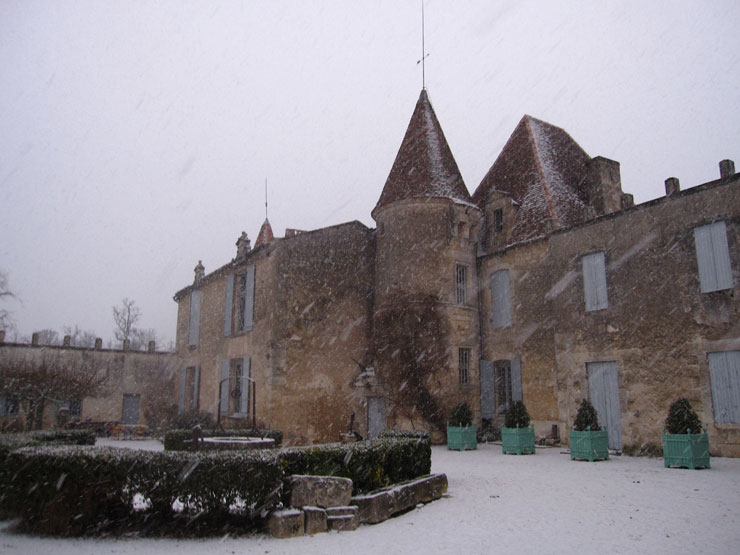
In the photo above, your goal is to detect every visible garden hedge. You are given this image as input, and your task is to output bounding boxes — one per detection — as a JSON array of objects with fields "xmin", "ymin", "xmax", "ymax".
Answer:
[
  {"xmin": 163, "ymin": 428, "xmax": 283, "ymax": 451},
  {"xmin": 281, "ymin": 436, "xmax": 431, "ymax": 494}
]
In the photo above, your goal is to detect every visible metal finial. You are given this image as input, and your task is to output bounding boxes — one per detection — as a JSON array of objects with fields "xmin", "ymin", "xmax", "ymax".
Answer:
[
  {"xmin": 265, "ymin": 177, "xmax": 268, "ymax": 219},
  {"xmin": 416, "ymin": 1, "xmax": 429, "ymax": 89}
]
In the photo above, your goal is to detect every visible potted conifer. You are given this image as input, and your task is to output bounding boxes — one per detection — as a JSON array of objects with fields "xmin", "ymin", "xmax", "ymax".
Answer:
[
  {"xmin": 662, "ymin": 398, "xmax": 710, "ymax": 469},
  {"xmin": 447, "ymin": 401, "xmax": 477, "ymax": 451},
  {"xmin": 569, "ymin": 399, "xmax": 609, "ymax": 461},
  {"xmin": 501, "ymin": 401, "xmax": 536, "ymax": 455}
]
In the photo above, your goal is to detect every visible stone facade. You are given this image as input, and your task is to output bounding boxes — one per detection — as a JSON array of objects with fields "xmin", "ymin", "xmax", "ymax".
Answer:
[{"xmin": 173, "ymin": 89, "xmax": 740, "ymax": 456}]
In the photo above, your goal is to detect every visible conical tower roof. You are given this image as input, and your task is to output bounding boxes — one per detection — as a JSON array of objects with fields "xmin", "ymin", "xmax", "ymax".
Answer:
[
  {"xmin": 374, "ymin": 90, "xmax": 471, "ymax": 216},
  {"xmin": 254, "ymin": 218, "xmax": 274, "ymax": 248},
  {"xmin": 472, "ymin": 115, "xmax": 591, "ymax": 242}
]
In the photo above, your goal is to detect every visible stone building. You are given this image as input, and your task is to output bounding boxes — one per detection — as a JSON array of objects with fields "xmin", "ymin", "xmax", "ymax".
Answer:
[{"xmin": 174, "ymin": 89, "xmax": 740, "ymax": 455}]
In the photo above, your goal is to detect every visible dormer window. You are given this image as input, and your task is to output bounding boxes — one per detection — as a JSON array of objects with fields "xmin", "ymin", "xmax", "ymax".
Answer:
[{"xmin": 494, "ymin": 209, "xmax": 503, "ymax": 233}]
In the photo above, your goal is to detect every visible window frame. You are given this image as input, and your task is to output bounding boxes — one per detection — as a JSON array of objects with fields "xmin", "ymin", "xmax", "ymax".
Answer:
[
  {"xmin": 694, "ymin": 221, "xmax": 733, "ymax": 293},
  {"xmin": 455, "ymin": 264, "xmax": 467, "ymax": 305},
  {"xmin": 582, "ymin": 251, "xmax": 609, "ymax": 312},
  {"xmin": 458, "ymin": 347, "xmax": 470, "ymax": 385}
]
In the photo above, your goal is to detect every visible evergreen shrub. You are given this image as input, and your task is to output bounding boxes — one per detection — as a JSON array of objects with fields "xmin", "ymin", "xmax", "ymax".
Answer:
[
  {"xmin": 448, "ymin": 402, "xmax": 473, "ymax": 427},
  {"xmin": 573, "ymin": 399, "xmax": 601, "ymax": 431},
  {"xmin": 281, "ymin": 436, "xmax": 431, "ymax": 494},
  {"xmin": 665, "ymin": 398, "xmax": 702, "ymax": 434},
  {"xmin": 504, "ymin": 401, "xmax": 531, "ymax": 429},
  {"xmin": 163, "ymin": 428, "xmax": 283, "ymax": 451}
]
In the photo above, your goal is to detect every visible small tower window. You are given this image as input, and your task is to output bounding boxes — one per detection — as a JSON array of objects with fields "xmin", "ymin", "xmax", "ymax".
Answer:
[
  {"xmin": 494, "ymin": 209, "xmax": 504, "ymax": 233},
  {"xmin": 459, "ymin": 348, "xmax": 470, "ymax": 385},
  {"xmin": 456, "ymin": 264, "xmax": 467, "ymax": 304}
]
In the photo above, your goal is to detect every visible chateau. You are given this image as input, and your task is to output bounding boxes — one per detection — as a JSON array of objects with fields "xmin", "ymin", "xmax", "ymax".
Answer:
[{"xmin": 173, "ymin": 90, "xmax": 740, "ymax": 456}]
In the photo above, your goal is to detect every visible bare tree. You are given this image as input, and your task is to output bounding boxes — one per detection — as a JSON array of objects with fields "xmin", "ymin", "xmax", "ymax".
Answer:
[
  {"xmin": 35, "ymin": 328, "xmax": 60, "ymax": 346},
  {"xmin": 0, "ymin": 270, "xmax": 17, "ymax": 331},
  {"xmin": 112, "ymin": 298, "xmax": 141, "ymax": 344},
  {"xmin": 62, "ymin": 325, "xmax": 98, "ymax": 348},
  {"xmin": 0, "ymin": 351, "xmax": 110, "ymax": 431},
  {"xmin": 131, "ymin": 327, "xmax": 157, "ymax": 351}
]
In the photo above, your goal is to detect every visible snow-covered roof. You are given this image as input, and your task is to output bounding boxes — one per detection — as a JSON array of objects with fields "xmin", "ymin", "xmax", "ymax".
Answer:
[
  {"xmin": 472, "ymin": 115, "xmax": 591, "ymax": 242},
  {"xmin": 373, "ymin": 89, "xmax": 472, "ymax": 214}
]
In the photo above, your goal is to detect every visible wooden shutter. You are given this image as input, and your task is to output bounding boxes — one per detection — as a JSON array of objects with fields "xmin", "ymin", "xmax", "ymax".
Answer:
[
  {"xmin": 178, "ymin": 367, "xmax": 187, "ymax": 413},
  {"xmin": 241, "ymin": 356, "xmax": 251, "ymax": 416},
  {"xmin": 695, "ymin": 222, "xmax": 733, "ymax": 293},
  {"xmin": 587, "ymin": 361, "xmax": 622, "ymax": 449},
  {"xmin": 220, "ymin": 360, "xmax": 230, "ymax": 416},
  {"xmin": 511, "ymin": 358, "xmax": 522, "ymax": 402},
  {"xmin": 224, "ymin": 274, "xmax": 234, "ymax": 337},
  {"xmin": 480, "ymin": 360, "xmax": 495, "ymax": 419},
  {"xmin": 192, "ymin": 366, "xmax": 200, "ymax": 411},
  {"xmin": 708, "ymin": 351, "xmax": 740, "ymax": 424},
  {"xmin": 491, "ymin": 270, "xmax": 512, "ymax": 328},
  {"xmin": 244, "ymin": 265, "xmax": 255, "ymax": 331},
  {"xmin": 583, "ymin": 252, "xmax": 608, "ymax": 311},
  {"xmin": 188, "ymin": 290, "xmax": 201, "ymax": 346}
]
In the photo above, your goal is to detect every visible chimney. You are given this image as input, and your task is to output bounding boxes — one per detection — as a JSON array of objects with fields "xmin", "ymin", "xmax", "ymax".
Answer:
[
  {"xmin": 720, "ymin": 159, "xmax": 735, "ymax": 179},
  {"xmin": 63, "ymin": 335, "xmax": 71, "ymax": 347},
  {"xmin": 123, "ymin": 339, "xmax": 130, "ymax": 351},
  {"xmin": 621, "ymin": 193, "xmax": 634, "ymax": 209},
  {"xmin": 194, "ymin": 260, "xmax": 205, "ymax": 284},
  {"xmin": 0, "ymin": 330, "xmax": 5, "ymax": 344},
  {"xmin": 148, "ymin": 340, "xmax": 156, "ymax": 353},
  {"xmin": 94, "ymin": 337, "xmax": 103, "ymax": 350},
  {"xmin": 586, "ymin": 157, "xmax": 623, "ymax": 216},
  {"xmin": 664, "ymin": 177, "xmax": 680, "ymax": 196},
  {"xmin": 31, "ymin": 332, "xmax": 39, "ymax": 346}
]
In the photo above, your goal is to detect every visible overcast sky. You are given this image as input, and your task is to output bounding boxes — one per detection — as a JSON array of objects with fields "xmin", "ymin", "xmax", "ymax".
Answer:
[{"xmin": 1, "ymin": 0, "xmax": 738, "ymax": 347}]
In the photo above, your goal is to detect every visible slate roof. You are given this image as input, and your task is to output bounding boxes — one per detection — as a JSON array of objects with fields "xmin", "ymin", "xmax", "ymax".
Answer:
[
  {"xmin": 254, "ymin": 218, "xmax": 275, "ymax": 248},
  {"xmin": 472, "ymin": 115, "xmax": 592, "ymax": 242},
  {"xmin": 374, "ymin": 89, "xmax": 472, "ymax": 214}
]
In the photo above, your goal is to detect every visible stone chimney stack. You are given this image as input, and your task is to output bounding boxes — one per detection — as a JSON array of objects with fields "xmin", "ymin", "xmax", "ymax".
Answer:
[
  {"xmin": 586, "ymin": 156, "xmax": 623, "ymax": 216},
  {"xmin": 123, "ymin": 339, "xmax": 130, "ymax": 351},
  {"xmin": 236, "ymin": 231, "xmax": 251, "ymax": 260},
  {"xmin": 31, "ymin": 332, "xmax": 39, "ymax": 346},
  {"xmin": 95, "ymin": 337, "xmax": 103, "ymax": 350},
  {"xmin": 63, "ymin": 335, "xmax": 71, "ymax": 347},
  {"xmin": 720, "ymin": 159, "xmax": 735, "ymax": 179},
  {"xmin": 664, "ymin": 177, "xmax": 680, "ymax": 196},
  {"xmin": 0, "ymin": 330, "xmax": 5, "ymax": 344},
  {"xmin": 148, "ymin": 340, "xmax": 156, "ymax": 353}
]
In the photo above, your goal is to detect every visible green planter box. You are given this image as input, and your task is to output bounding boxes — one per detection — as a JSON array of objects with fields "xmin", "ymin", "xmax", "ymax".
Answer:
[
  {"xmin": 569, "ymin": 428, "xmax": 609, "ymax": 461},
  {"xmin": 663, "ymin": 430, "xmax": 710, "ymax": 469},
  {"xmin": 501, "ymin": 426, "xmax": 535, "ymax": 455},
  {"xmin": 447, "ymin": 425, "xmax": 477, "ymax": 451}
]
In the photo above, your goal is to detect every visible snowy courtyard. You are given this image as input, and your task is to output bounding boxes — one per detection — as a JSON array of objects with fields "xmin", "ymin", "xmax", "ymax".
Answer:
[{"xmin": 1, "ymin": 441, "xmax": 739, "ymax": 554}]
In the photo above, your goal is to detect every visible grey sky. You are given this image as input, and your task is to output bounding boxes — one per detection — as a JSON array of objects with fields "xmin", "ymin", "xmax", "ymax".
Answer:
[{"xmin": 1, "ymin": 0, "xmax": 738, "ymax": 346}]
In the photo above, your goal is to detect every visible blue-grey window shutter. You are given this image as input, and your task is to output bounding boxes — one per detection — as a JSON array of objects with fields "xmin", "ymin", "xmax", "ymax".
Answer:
[
  {"xmin": 242, "ymin": 356, "xmax": 251, "ymax": 416},
  {"xmin": 695, "ymin": 222, "xmax": 733, "ymax": 293},
  {"xmin": 224, "ymin": 274, "xmax": 234, "ymax": 337},
  {"xmin": 178, "ymin": 367, "xmax": 187, "ymax": 413},
  {"xmin": 193, "ymin": 366, "xmax": 200, "ymax": 411},
  {"xmin": 708, "ymin": 351, "xmax": 740, "ymax": 424},
  {"xmin": 491, "ymin": 270, "xmax": 512, "ymax": 328},
  {"xmin": 511, "ymin": 358, "xmax": 522, "ymax": 402},
  {"xmin": 188, "ymin": 290, "xmax": 201, "ymax": 346},
  {"xmin": 244, "ymin": 265, "xmax": 255, "ymax": 331},
  {"xmin": 583, "ymin": 252, "xmax": 608, "ymax": 311},
  {"xmin": 480, "ymin": 360, "xmax": 495, "ymax": 419},
  {"xmin": 220, "ymin": 360, "xmax": 230, "ymax": 416}
]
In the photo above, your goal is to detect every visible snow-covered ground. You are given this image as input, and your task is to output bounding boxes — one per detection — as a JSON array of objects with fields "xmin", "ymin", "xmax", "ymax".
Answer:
[{"xmin": 2, "ymin": 442, "xmax": 739, "ymax": 554}]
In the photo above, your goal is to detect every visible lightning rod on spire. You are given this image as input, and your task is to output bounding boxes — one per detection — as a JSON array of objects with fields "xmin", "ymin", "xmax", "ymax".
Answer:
[
  {"xmin": 416, "ymin": 0, "xmax": 429, "ymax": 89},
  {"xmin": 265, "ymin": 178, "xmax": 268, "ymax": 219}
]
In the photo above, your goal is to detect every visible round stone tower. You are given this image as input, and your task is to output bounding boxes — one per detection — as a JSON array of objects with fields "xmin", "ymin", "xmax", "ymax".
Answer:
[{"xmin": 369, "ymin": 90, "xmax": 481, "ymax": 437}]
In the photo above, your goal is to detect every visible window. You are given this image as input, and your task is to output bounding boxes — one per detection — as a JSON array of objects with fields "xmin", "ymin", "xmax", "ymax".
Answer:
[
  {"xmin": 456, "ymin": 265, "xmax": 467, "ymax": 304},
  {"xmin": 493, "ymin": 209, "xmax": 503, "ymax": 233},
  {"xmin": 708, "ymin": 351, "xmax": 740, "ymax": 424},
  {"xmin": 694, "ymin": 221, "xmax": 733, "ymax": 293},
  {"xmin": 0, "ymin": 395, "xmax": 19, "ymax": 417},
  {"xmin": 458, "ymin": 348, "xmax": 470, "ymax": 385},
  {"xmin": 187, "ymin": 289, "xmax": 201, "ymax": 346},
  {"xmin": 237, "ymin": 265, "xmax": 255, "ymax": 333},
  {"xmin": 58, "ymin": 398, "xmax": 82, "ymax": 418},
  {"xmin": 582, "ymin": 251, "xmax": 608, "ymax": 311},
  {"xmin": 494, "ymin": 359, "xmax": 522, "ymax": 415},
  {"xmin": 178, "ymin": 366, "xmax": 200, "ymax": 413},
  {"xmin": 220, "ymin": 357, "xmax": 251, "ymax": 418},
  {"xmin": 491, "ymin": 270, "xmax": 511, "ymax": 328}
]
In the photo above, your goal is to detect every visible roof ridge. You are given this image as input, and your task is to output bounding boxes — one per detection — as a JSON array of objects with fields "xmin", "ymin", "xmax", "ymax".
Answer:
[{"xmin": 525, "ymin": 117, "xmax": 560, "ymax": 226}]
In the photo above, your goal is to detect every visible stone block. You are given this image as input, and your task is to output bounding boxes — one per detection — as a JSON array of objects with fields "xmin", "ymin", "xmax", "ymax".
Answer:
[
  {"xmin": 351, "ymin": 473, "xmax": 448, "ymax": 524},
  {"xmin": 267, "ymin": 509, "xmax": 304, "ymax": 538},
  {"xmin": 302, "ymin": 506, "xmax": 327, "ymax": 535},
  {"xmin": 327, "ymin": 514, "xmax": 359, "ymax": 532},
  {"xmin": 287, "ymin": 475, "xmax": 353, "ymax": 508}
]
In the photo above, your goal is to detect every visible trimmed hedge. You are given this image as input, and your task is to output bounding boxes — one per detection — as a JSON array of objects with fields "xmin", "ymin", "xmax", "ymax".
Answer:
[
  {"xmin": 163, "ymin": 428, "xmax": 283, "ymax": 451},
  {"xmin": 2, "ymin": 445, "xmax": 283, "ymax": 536},
  {"xmin": 281, "ymin": 436, "xmax": 431, "ymax": 494},
  {"xmin": 378, "ymin": 429, "xmax": 431, "ymax": 441}
]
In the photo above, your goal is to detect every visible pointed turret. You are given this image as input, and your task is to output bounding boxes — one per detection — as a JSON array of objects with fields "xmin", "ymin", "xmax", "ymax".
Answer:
[
  {"xmin": 373, "ymin": 90, "xmax": 470, "ymax": 216},
  {"xmin": 254, "ymin": 218, "xmax": 274, "ymax": 248}
]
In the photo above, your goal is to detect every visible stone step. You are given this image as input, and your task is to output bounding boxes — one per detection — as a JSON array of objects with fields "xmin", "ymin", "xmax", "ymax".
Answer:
[
  {"xmin": 351, "ymin": 473, "xmax": 448, "ymax": 524},
  {"xmin": 327, "ymin": 513, "xmax": 359, "ymax": 532},
  {"xmin": 302, "ymin": 506, "xmax": 328, "ymax": 535},
  {"xmin": 325, "ymin": 505, "xmax": 358, "ymax": 517}
]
